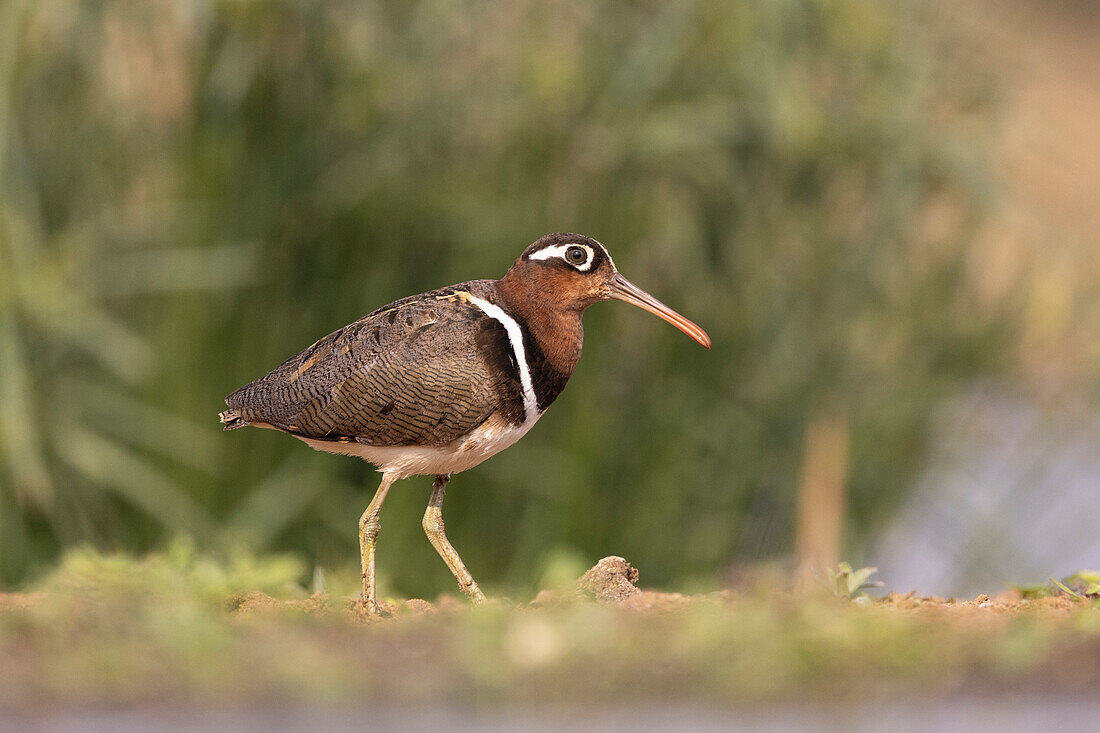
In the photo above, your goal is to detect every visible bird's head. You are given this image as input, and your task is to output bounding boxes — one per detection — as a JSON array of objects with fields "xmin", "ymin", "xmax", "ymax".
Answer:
[{"xmin": 500, "ymin": 232, "xmax": 711, "ymax": 348}]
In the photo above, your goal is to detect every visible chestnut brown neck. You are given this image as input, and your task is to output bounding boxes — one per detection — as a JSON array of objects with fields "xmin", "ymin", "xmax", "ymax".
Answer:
[{"xmin": 495, "ymin": 270, "xmax": 584, "ymax": 379}]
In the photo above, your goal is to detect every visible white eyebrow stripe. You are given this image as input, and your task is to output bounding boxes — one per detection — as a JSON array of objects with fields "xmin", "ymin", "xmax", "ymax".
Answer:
[
  {"xmin": 467, "ymin": 295, "xmax": 540, "ymax": 424},
  {"xmin": 528, "ymin": 243, "xmax": 595, "ymax": 271}
]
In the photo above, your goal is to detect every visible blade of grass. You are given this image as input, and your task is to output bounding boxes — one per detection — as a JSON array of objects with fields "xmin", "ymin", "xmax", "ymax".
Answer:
[
  {"xmin": 54, "ymin": 421, "xmax": 216, "ymax": 541},
  {"xmin": 62, "ymin": 378, "xmax": 222, "ymax": 474},
  {"xmin": 1050, "ymin": 577, "xmax": 1082, "ymax": 601},
  {"xmin": 0, "ymin": 311, "xmax": 53, "ymax": 509},
  {"xmin": 222, "ymin": 458, "xmax": 329, "ymax": 550}
]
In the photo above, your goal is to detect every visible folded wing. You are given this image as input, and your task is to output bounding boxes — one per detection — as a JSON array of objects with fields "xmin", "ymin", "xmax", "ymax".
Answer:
[{"xmin": 223, "ymin": 285, "xmax": 524, "ymax": 447}]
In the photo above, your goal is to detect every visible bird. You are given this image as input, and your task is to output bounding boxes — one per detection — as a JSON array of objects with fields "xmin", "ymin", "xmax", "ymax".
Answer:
[{"xmin": 219, "ymin": 233, "xmax": 710, "ymax": 614}]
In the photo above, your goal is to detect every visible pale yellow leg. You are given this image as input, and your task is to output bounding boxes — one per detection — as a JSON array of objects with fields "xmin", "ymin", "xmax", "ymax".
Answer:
[
  {"xmin": 422, "ymin": 474, "xmax": 486, "ymax": 604},
  {"xmin": 359, "ymin": 473, "xmax": 396, "ymax": 615}
]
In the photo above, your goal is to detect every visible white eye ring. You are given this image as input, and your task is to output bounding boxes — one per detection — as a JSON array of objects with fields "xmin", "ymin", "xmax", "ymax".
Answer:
[{"xmin": 529, "ymin": 243, "xmax": 595, "ymax": 271}]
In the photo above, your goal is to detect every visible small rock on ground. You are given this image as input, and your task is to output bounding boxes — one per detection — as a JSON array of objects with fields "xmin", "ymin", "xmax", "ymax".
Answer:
[{"xmin": 576, "ymin": 556, "xmax": 641, "ymax": 604}]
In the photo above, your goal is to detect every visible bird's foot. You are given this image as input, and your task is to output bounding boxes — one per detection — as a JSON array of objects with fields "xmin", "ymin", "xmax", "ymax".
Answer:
[
  {"xmin": 459, "ymin": 580, "xmax": 488, "ymax": 605},
  {"xmin": 350, "ymin": 596, "xmax": 397, "ymax": 619}
]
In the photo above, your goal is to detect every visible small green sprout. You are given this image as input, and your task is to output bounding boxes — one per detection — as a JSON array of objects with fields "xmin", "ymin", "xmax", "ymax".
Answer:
[
  {"xmin": 1069, "ymin": 570, "xmax": 1100, "ymax": 598},
  {"xmin": 1016, "ymin": 570, "xmax": 1100, "ymax": 600},
  {"xmin": 1049, "ymin": 578, "xmax": 1081, "ymax": 601},
  {"xmin": 827, "ymin": 563, "xmax": 883, "ymax": 599}
]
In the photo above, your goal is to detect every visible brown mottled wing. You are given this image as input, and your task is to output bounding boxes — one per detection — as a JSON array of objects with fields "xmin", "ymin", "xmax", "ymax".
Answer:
[{"xmin": 224, "ymin": 284, "xmax": 524, "ymax": 446}]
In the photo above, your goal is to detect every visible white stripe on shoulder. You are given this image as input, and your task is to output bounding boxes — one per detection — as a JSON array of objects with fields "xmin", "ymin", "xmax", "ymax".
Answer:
[{"xmin": 467, "ymin": 295, "xmax": 539, "ymax": 424}]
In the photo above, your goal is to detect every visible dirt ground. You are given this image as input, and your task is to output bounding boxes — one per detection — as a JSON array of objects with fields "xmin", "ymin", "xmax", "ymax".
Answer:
[
  {"xmin": 227, "ymin": 556, "xmax": 713, "ymax": 618},
  {"xmin": 224, "ymin": 556, "xmax": 1087, "ymax": 621},
  {"xmin": 1, "ymin": 552, "xmax": 1098, "ymax": 711}
]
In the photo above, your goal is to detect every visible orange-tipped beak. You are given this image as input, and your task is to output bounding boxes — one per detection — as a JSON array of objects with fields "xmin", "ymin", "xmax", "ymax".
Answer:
[{"xmin": 609, "ymin": 273, "xmax": 711, "ymax": 348}]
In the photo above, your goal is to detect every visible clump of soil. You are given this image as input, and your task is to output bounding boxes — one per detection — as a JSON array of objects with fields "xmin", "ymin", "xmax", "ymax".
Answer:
[
  {"xmin": 569, "ymin": 556, "xmax": 702, "ymax": 611},
  {"xmin": 576, "ymin": 556, "xmax": 640, "ymax": 603}
]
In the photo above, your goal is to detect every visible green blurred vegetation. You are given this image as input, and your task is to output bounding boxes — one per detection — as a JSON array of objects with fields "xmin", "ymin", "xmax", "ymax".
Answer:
[{"xmin": 0, "ymin": 0, "xmax": 1019, "ymax": 594}]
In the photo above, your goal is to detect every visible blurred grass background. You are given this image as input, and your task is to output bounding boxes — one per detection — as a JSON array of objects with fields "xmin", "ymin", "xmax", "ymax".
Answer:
[{"xmin": 2, "ymin": 0, "xmax": 1091, "ymax": 598}]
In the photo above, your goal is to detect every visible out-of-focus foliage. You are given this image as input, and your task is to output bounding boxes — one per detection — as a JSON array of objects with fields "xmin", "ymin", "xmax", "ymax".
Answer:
[
  {"xmin": 3, "ymin": 547, "xmax": 1100, "ymax": 709},
  {"xmin": 40, "ymin": 538, "xmax": 306, "ymax": 606},
  {"xmin": 0, "ymin": 0, "xmax": 1017, "ymax": 593}
]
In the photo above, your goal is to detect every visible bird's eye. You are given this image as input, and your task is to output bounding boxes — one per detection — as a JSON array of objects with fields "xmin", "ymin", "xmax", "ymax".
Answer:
[{"xmin": 566, "ymin": 246, "xmax": 587, "ymax": 264}]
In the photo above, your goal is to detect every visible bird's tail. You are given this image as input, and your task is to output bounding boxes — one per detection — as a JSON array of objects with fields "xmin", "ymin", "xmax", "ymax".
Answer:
[{"xmin": 219, "ymin": 408, "xmax": 248, "ymax": 430}]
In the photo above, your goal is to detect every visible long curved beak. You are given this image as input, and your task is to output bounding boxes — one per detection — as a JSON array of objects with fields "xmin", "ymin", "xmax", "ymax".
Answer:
[{"xmin": 609, "ymin": 273, "xmax": 712, "ymax": 348}]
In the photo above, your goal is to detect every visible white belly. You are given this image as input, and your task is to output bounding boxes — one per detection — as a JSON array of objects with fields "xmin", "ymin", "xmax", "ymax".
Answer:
[{"xmin": 295, "ymin": 412, "xmax": 541, "ymax": 479}]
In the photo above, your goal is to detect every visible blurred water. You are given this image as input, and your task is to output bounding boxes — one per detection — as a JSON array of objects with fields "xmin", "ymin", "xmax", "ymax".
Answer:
[{"xmin": 872, "ymin": 386, "xmax": 1100, "ymax": 597}]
